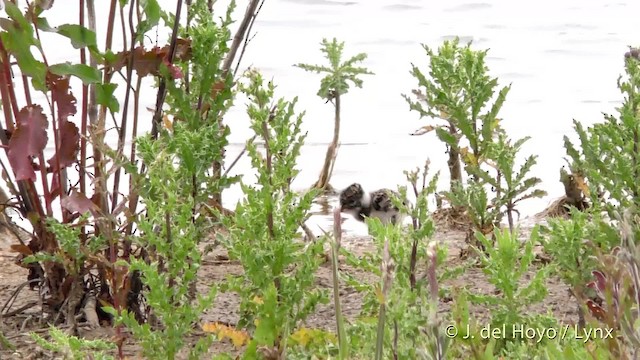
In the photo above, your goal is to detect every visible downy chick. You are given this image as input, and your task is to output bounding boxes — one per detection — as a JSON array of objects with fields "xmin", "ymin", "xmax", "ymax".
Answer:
[{"xmin": 338, "ymin": 183, "xmax": 405, "ymax": 225}]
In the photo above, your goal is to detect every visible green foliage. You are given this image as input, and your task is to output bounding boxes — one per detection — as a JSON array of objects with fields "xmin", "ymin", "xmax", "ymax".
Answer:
[
  {"xmin": 0, "ymin": 330, "xmax": 15, "ymax": 351},
  {"xmin": 294, "ymin": 38, "xmax": 373, "ymax": 99},
  {"xmin": 48, "ymin": 63, "xmax": 102, "ymax": 84},
  {"xmin": 103, "ymin": 3, "xmax": 241, "ymax": 358},
  {"xmin": 405, "ymin": 38, "xmax": 546, "ymax": 240},
  {"xmin": 547, "ymin": 46, "xmax": 640, "ymax": 359},
  {"xmin": 403, "ymin": 38, "xmax": 508, "ymax": 189},
  {"xmin": 31, "ymin": 326, "xmax": 115, "ymax": 360},
  {"xmin": 564, "ymin": 48, "xmax": 640, "ymax": 218},
  {"xmin": 220, "ymin": 70, "xmax": 327, "ymax": 358},
  {"xmin": 109, "ymin": 126, "xmax": 219, "ymax": 359},
  {"xmin": 342, "ymin": 162, "xmax": 460, "ymax": 359},
  {"xmin": 541, "ymin": 209, "xmax": 618, "ymax": 290},
  {"xmin": 463, "ymin": 133, "xmax": 546, "ymax": 232},
  {"xmin": 22, "ymin": 216, "xmax": 108, "ymax": 276},
  {"xmin": 464, "ymin": 227, "xmax": 556, "ymax": 351}
]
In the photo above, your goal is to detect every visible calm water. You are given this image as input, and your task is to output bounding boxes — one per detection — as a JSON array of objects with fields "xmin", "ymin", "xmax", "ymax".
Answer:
[{"xmin": 3, "ymin": 0, "xmax": 639, "ymax": 236}]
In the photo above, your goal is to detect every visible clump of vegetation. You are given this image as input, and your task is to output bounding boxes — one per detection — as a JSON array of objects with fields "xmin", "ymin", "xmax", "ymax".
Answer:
[
  {"xmin": 2, "ymin": 0, "xmax": 640, "ymax": 358},
  {"xmin": 219, "ymin": 70, "xmax": 327, "ymax": 358},
  {"xmin": 295, "ymin": 38, "xmax": 373, "ymax": 192},
  {"xmin": 337, "ymin": 160, "xmax": 461, "ymax": 359},
  {"xmin": 30, "ymin": 326, "xmax": 116, "ymax": 360},
  {"xmin": 404, "ymin": 38, "xmax": 546, "ymax": 252}
]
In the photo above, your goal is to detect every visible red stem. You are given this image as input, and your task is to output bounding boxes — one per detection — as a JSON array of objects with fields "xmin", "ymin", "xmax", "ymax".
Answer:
[
  {"xmin": 150, "ymin": 0, "xmax": 183, "ymax": 139},
  {"xmin": 111, "ymin": 0, "xmax": 138, "ymax": 213}
]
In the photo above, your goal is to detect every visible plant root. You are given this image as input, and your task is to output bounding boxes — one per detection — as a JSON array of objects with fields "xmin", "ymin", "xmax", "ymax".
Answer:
[
  {"xmin": 432, "ymin": 206, "xmax": 472, "ymax": 231},
  {"xmin": 535, "ymin": 196, "xmax": 590, "ymax": 220}
]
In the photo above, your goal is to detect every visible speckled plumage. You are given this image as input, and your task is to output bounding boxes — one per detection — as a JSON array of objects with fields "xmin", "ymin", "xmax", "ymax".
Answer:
[{"xmin": 339, "ymin": 183, "xmax": 405, "ymax": 225}]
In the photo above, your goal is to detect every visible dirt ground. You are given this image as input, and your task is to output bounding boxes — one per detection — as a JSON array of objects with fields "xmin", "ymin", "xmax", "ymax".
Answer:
[{"xmin": 0, "ymin": 218, "xmax": 579, "ymax": 359}]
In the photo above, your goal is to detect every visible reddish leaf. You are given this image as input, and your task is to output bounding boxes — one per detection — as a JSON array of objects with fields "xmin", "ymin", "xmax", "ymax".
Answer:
[
  {"xmin": 591, "ymin": 270, "xmax": 607, "ymax": 293},
  {"xmin": 163, "ymin": 59, "xmax": 183, "ymax": 79},
  {"xmin": 47, "ymin": 120, "xmax": 79, "ymax": 169},
  {"xmin": 7, "ymin": 105, "xmax": 49, "ymax": 181},
  {"xmin": 90, "ymin": 193, "xmax": 102, "ymax": 208},
  {"xmin": 211, "ymin": 80, "xmax": 226, "ymax": 99},
  {"xmin": 61, "ymin": 189, "xmax": 99, "ymax": 216},
  {"xmin": 109, "ymin": 38, "xmax": 192, "ymax": 78},
  {"xmin": 47, "ymin": 74, "xmax": 77, "ymax": 121},
  {"xmin": 586, "ymin": 299, "xmax": 607, "ymax": 321}
]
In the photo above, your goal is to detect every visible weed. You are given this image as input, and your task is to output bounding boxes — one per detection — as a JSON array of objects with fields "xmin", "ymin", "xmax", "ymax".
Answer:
[
  {"xmin": 295, "ymin": 38, "xmax": 373, "ymax": 192},
  {"xmin": 465, "ymin": 227, "xmax": 556, "ymax": 351},
  {"xmin": 31, "ymin": 326, "xmax": 115, "ymax": 360},
  {"xmin": 220, "ymin": 70, "xmax": 327, "ymax": 358}
]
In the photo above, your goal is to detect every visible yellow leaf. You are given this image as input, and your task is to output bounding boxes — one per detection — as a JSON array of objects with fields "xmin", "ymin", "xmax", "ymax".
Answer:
[
  {"xmin": 411, "ymin": 125, "xmax": 436, "ymax": 136},
  {"xmin": 162, "ymin": 114, "xmax": 173, "ymax": 132},
  {"xmin": 289, "ymin": 328, "xmax": 337, "ymax": 348},
  {"xmin": 201, "ymin": 322, "xmax": 222, "ymax": 333},
  {"xmin": 201, "ymin": 322, "xmax": 249, "ymax": 348},
  {"xmin": 459, "ymin": 147, "xmax": 477, "ymax": 166},
  {"xmin": 223, "ymin": 328, "xmax": 250, "ymax": 348},
  {"xmin": 290, "ymin": 327, "xmax": 313, "ymax": 347},
  {"xmin": 252, "ymin": 296, "xmax": 264, "ymax": 305}
]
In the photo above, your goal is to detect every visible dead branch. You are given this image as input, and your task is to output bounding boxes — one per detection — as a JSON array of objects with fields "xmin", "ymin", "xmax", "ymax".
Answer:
[{"xmin": 222, "ymin": 0, "xmax": 262, "ymax": 74}]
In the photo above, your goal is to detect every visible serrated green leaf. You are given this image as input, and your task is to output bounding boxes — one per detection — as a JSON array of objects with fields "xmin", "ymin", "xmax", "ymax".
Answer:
[
  {"xmin": 96, "ymin": 83, "xmax": 120, "ymax": 113},
  {"xmin": 434, "ymin": 126, "xmax": 458, "ymax": 146}
]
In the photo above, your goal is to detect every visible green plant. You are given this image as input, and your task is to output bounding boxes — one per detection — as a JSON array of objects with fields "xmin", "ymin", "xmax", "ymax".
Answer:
[
  {"xmin": 295, "ymin": 38, "xmax": 373, "ymax": 192},
  {"xmin": 92, "ymin": 2, "xmax": 259, "ymax": 358},
  {"xmin": 564, "ymin": 46, "xmax": 640, "ymax": 218},
  {"xmin": 404, "ymin": 38, "xmax": 546, "ymax": 250},
  {"xmin": 465, "ymin": 227, "xmax": 556, "ymax": 351},
  {"xmin": 0, "ymin": 1, "xmax": 263, "ymax": 357},
  {"xmin": 553, "ymin": 46, "xmax": 640, "ymax": 357},
  {"xmin": 448, "ymin": 132, "xmax": 547, "ymax": 237},
  {"xmin": 341, "ymin": 160, "xmax": 461, "ymax": 359},
  {"xmin": 540, "ymin": 208, "xmax": 618, "ymax": 325},
  {"xmin": 566, "ymin": 209, "xmax": 640, "ymax": 359},
  {"xmin": 0, "ymin": 330, "xmax": 15, "ymax": 351},
  {"xmin": 403, "ymin": 37, "xmax": 508, "ymax": 194},
  {"xmin": 221, "ymin": 70, "xmax": 327, "ymax": 358},
  {"xmin": 31, "ymin": 326, "xmax": 115, "ymax": 360},
  {"xmin": 107, "ymin": 126, "xmax": 220, "ymax": 359}
]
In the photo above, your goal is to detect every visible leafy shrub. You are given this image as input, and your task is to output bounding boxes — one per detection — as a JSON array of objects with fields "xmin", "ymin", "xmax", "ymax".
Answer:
[{"xmin": 220, "ymin": 70, "xmax": 328, "ymax": 358}]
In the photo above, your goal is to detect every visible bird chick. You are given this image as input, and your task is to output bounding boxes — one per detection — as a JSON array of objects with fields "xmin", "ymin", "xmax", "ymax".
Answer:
[{"xmin": 338, "ymin": 183, "xmax": 405, "ymax": 225}]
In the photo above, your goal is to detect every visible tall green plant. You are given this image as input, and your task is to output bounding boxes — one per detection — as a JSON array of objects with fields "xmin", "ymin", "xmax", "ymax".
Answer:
[
  {"xmin": 221, "ymin": 70, "xmax": 327, "ymax": 358},
  {"xmin": 405, "ymin": 39, "xmax": 545, "ymax": 244},
  {"xmin": 103, "ymin": 2, "xmax": 243, "ymax": 358},
  {"xmin": 342, "ymin": 161, "xmax": 461, "ymax": 359},
  {"xmin": 448, "ymin": 133, "xmax": 546, "ymax": 235},
  {"xmin": 295, "ymin": 38, "xmax": 373, "ymax": 192},
  {"xmin": 403, "ymin": 38, "xmax": 508, "ymax": 193},
  {"xmin": 564, "ymin": 47, "xmax": 640, "ymax": 218},
  {"xmin": 463, "ymin": 227, "xmax": 555, "ymax": 352}
]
